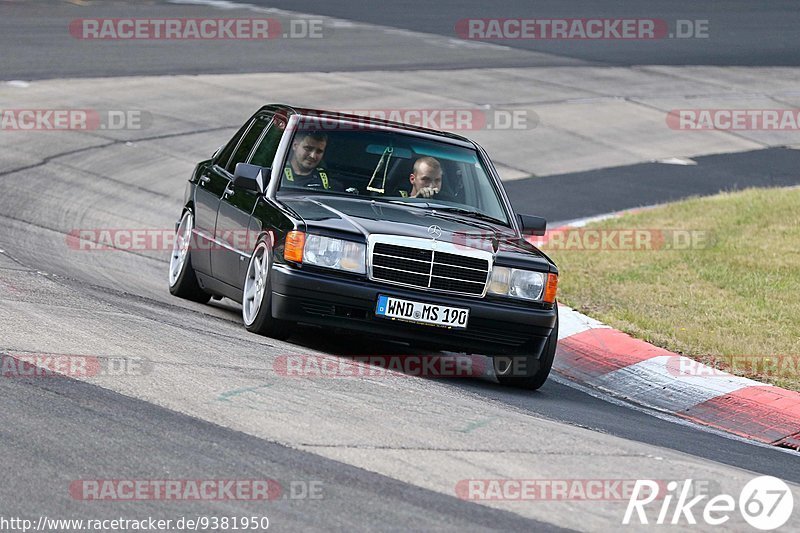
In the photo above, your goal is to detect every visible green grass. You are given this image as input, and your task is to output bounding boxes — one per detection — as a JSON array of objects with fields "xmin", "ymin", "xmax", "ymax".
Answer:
[{"xmin": 548, "ymin": 187, "xmax": 800, "ymax": 390}]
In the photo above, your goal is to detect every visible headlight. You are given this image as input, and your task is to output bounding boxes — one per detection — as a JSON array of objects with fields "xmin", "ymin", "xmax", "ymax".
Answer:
[
  {"xmin": 488, "ymin": 266, "xmax": 549, "ymax": 301},
  {"xmin": 488, "ymin": 266, "xmax": 511, "ymax": 295},
  {"xmin": 303, "ymin": 234, "xmax": 366, "ymax": 274},
  {"xmin": 510, "ymin": 269, "xmax": 546, "ymax": 300}
]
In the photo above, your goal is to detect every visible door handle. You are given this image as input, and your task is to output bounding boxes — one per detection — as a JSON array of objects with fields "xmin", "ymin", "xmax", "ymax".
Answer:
[
  {"xmin": 199, "ymin": 175, "xmax": 211, "ymax": 185},
  {"xmin": 223, "ymin": 186, "xmax": 234, "ymax": 197}
]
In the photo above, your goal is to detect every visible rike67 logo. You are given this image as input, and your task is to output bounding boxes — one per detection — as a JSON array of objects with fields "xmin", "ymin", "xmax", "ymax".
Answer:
[{"xmin": 624, "ymin": 477, "xmax": 794, "ymax": 530}]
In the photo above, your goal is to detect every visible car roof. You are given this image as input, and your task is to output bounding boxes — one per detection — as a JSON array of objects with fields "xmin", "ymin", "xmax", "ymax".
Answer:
[{"xmin": 256, "ymin": 104, "xmax": 478, "ymax": 147}]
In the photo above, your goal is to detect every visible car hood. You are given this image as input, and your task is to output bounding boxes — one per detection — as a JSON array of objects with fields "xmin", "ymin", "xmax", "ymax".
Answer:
[{"xmin": 280, "ymin": 195, "xmax": 553, "ymax": 269}]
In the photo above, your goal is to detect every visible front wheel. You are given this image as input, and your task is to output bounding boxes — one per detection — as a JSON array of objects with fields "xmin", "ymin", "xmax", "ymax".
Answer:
[
  {"xmin": 242, "ymin": 239, "xmax": 294, "ymax": 339},
  {"xmin": 168, "ymin": 210, "xmax": 211, "ymax": 303},
  {"xmin": 494, "ymin": 312, "xmax": 558, "ymax": 390}
]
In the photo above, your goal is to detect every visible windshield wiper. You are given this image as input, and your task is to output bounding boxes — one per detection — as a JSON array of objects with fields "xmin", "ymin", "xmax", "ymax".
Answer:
[
  {"xmin": 426, "ymin": 206, "xmax": 508, "ymax": 226},
  {"xmin": 384, "ymin": 199, "xmax": 431, "ymax": 207},
  {"xmin": 385, "ymin": 200, "xmax": 508, "ymax": 227}
]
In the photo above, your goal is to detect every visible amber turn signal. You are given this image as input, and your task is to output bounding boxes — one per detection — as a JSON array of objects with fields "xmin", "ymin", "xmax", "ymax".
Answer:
[
  {"xmin": 284, "ymin": 231, "xmax": 306, "ymax": 263},
  {"xmin": 543, "ymin": 273, "xmax": 558, "ymax": 304}
]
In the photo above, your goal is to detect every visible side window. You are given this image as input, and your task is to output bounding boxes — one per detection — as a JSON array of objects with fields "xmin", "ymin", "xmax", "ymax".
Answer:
[
  {"xmin": 213, "ymin": 121, "xmax": 250, "ymax": 168},
  {"xmin": 249, "ymin": 118, "xmax": 286, "ymax": 168},
  {"xmin": 224, "ymin": 116, "xmax": 270, "ymax": 174}
]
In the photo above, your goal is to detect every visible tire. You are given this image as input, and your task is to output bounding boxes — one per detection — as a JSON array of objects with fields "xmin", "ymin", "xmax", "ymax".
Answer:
[
  {"xmin": 242, "ymin": 238, "xmax": 294, "ymax": 340},
  {"xmin": 494, "ymin": 311, "xmax": 558, "ymax": 390},
  {"xmin": 168, "ymin": 210, "xmax": 211, "ymax": 303}
]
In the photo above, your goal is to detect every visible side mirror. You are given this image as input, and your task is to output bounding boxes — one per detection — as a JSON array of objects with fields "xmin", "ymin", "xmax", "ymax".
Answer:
[
  {"xmin": 518, "ymin": 214, "xmax": 547, "ymax": 236},
  {"xmin": 233, "ymin": 163, "xmax": 269, "ymax": 194}
]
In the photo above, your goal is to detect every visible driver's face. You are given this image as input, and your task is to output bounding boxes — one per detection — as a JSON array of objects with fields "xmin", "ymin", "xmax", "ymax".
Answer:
[
  {"xmin": 410, "ymin": 163, "xmax": 443, "ymax": 194},
  {"xmin": 291, "ymin": 136, "xmax": 326, "ymax": 174}
]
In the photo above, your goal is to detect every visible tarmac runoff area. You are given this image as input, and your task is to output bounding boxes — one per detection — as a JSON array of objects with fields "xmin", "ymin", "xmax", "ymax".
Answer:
[{"xmin": 4, "ymin": 65, "xmax": 800, "ymax": 181}]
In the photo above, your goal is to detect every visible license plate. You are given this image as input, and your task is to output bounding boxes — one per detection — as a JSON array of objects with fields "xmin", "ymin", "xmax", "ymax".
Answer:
[{"xmin": 375, "ymin": 295, "xmax": 469, "ymax": 329}]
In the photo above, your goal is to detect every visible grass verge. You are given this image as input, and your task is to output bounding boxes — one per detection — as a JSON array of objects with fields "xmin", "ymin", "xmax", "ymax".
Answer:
[{"xmin": 546, "ymin": 187, "xmax": 800, "ymax": 390}]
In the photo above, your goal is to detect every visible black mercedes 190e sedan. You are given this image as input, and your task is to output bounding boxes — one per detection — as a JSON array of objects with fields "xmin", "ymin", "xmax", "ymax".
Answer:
[{"xmin": 169, "ymin": 104, "xmax": 559, "ymax": 389}]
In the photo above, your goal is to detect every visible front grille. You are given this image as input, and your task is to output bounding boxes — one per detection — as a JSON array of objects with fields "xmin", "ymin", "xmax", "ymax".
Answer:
[
  {"xmin": 374, "ymin": 243, "xmax": 432, "ymax": 262},
  {"xmin": 370, "ymin": 238, "xmax": 491, "ymax": 296},
  {"xmin": 431, "ymin": 263, "xmax": 487, "ymax": 283},
  {"xmin": 372, "ymin": 266, "xmax": 428, "ymax": 287},
  {"xmin": 434, "ymin": 252, "xmax": 487, "ymax": 270}
]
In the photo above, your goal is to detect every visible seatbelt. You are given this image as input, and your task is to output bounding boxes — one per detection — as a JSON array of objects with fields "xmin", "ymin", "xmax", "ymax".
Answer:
[
  {"xmin": 317, "ymin": 168, "xmax": 330, "ymax": 189},
  {"xmin": 284, "ymin": 166, "xmax": 330, "ymax": 189}
]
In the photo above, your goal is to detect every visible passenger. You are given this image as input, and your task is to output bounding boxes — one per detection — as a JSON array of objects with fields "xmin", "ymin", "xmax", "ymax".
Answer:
[
  {"xmin": 402, "ymin": 156, "xmax": 443, "ymax": 198},
  {"xmin": 283, "ymin": 131, "xmax": 334, "ymax": 190}
]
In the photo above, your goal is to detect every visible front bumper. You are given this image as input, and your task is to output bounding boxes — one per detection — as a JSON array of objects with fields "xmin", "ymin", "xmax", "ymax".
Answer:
[{"xmin": 270, "ymin": 265, "xmax": 557, "ymax": 356}]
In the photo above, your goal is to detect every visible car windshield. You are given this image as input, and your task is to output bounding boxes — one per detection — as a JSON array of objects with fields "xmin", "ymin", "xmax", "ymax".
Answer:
[{"xmin": 276, "ymin": 120, "xmax": 511, "ymax": 225}]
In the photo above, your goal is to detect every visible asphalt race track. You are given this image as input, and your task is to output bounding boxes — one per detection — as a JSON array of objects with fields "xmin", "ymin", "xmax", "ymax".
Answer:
[{"xmin": 1, "ymin": 1, "xmax": 800, "ymax": 531}]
